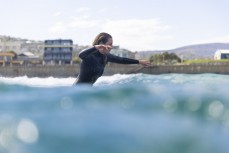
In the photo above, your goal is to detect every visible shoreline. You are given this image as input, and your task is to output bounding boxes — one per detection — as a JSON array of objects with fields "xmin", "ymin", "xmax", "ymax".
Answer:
[{"xmin": 0, "ymin": 64, "xmax": 229, "ymax": 78}]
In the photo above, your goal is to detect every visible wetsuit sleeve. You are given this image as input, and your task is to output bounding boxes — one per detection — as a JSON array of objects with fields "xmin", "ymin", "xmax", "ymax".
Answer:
[
  {"xmin": 79, "ymin": 47, "xmax": 97, "ymax": 59},
  {"xmin": 107, "ymin": 54, "xmax": 139, "ymax": 64}
]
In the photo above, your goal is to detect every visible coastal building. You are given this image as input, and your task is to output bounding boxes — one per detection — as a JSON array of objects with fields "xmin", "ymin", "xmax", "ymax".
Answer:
[
  {"xmin": 0, "ymin": 51, "xmax": 42, "ymax": 66},
  {"xmin": 0, "ymin": 51, "xmax": 25, "ymax": 66},
  {"xmin": 20, "ymin": 41, "xmax": 44, "ymax": 57},
  {"xmin": 214, "ymin": 50, "xmax": 229, "ymax": 60},
  {"xmin": 0, "ymin": 36, "xmax": 44, "ymax": 57},
  {"xmin": 135, "ymin": 51, "xmax": 152, "ymax": 60},
  {"xmin": 43, "ymin": 39, "xmax": 73, "ymax": 65},
  {"xmin": 110, "ymin": 46, "xmax": 136, "ymax": 59},
  {"xmin": 0, "ymin": 52, "xmax": 15, "ymax": 66},
  {"xmin": 0, "ymin": 41, "xmax": 22, "ymax": 53},
  {"xmin": 17, "ymin": 52, "xmax": 41, "ymax": 65}
]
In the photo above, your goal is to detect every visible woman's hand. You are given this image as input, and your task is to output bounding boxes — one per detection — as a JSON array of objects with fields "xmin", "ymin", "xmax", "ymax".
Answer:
[
  {"xmin": 95, "ymin": 45, "xmax": 112, "ymax": 54},
  {"xmin": 139, "ymin": 60, "xmax": 151, "ymax": 67}
]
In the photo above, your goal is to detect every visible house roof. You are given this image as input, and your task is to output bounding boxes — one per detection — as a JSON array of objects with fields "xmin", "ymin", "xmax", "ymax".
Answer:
[
  {"xmin": 0, "ymin": 52, "xmax": 15, "ymax": 57},
  {"xmin": 216, "ymin": 50, "xmax": 229, "ymax": 54},
  {"xmin": 18, "ymin": 52, "xmax": 39, "ymax": 58}
]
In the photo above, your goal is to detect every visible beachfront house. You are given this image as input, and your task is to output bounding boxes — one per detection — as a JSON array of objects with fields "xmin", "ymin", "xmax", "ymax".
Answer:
[
  {"xmin": 0, "ymin": 40, "xmax": 22, "ymax": 53},
  {"xmin": 0, "ymin": 52, "xmax": 16, "ymax": 66},
  {"xmin": 214, "ymin": 50, "xmax": 229, "ymax": 60},
  {"xmin": 0, "ymin": 36, "xmax": 44, "ymax": 55},
  {"xmin": 110, "ymin": 46, "xmax": 136, "ymax": 59},
  {"xmin": 17, "ymin": 52, "xmax": 41, "ymax": 65},
  {"xmin": 43, "ymin": 39, "xmax": 73, "ymax": 65}
]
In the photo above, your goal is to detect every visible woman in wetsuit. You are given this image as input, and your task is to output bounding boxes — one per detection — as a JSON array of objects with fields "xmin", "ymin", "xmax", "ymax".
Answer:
[{"xmin": 73, "ymin": 32, "xmax": 150, "ymax": 85}]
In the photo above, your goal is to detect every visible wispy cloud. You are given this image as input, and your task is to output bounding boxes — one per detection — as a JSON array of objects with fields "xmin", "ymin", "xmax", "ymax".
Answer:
[
  {"xmin": 98, "ymin": 8, "xmax": 109, "ymax": 13},
  {"xmin": 102, "ymin": 19, "xmax": 173, "ymax": 50},
  {"xmin": 68, "ymin": 16, "xmax": 100, "ymax": 28},
  {"xmin": 48, "ymin": 22, "xmax": 67, "ymax": 33},
  {"xmin": 48, "ymin": 17, "xmax": 173, "ymax": 50},
  {"xmin": 53, "ymin": 11, "xmax": 62, "ymax": 17},
  {"xmin": 76, "ymin": 7, "xmax": 90, "ymax": 13}
]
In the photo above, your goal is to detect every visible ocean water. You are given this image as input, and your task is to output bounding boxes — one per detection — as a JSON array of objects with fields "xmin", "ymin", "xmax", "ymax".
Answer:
[{"xmin": 1, "ymin": 73, "xmax": 229, "ymax": 153}]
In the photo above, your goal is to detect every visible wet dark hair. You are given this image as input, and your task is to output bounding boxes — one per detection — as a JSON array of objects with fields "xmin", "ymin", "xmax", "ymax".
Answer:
[{"xmin": 92, "ymin": 32, "xmax": 112, "ymax": 46}]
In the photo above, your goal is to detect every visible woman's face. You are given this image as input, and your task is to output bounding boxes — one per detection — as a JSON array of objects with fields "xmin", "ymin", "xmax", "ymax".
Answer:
[{"xmin": 105, "ymin": 38, "xmax": 113, "ymax": 53}]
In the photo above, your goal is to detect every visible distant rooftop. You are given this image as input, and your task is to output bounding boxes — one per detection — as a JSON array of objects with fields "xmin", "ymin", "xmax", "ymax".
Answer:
[{"xmin": 216, "ymin": 49, "xmax": 229, "ymax": 53}]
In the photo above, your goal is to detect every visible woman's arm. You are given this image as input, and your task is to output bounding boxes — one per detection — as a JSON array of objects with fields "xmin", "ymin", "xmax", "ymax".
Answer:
[
  {"xmin": 107, "ymin": 54, "xmax": 139, "ymax": 64},
  {"xmin": 78, "ymin": 47, "xmax": 96, "ymax": 59},
  {"xmin": 107, "ymin": 54, "xmax": 151, "ymax": 66}
]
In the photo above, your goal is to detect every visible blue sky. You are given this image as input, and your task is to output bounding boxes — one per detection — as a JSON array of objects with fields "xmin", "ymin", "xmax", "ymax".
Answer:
[{"xmin": 0, "ymin": 0, "xmax": 229, "ymax": 51}]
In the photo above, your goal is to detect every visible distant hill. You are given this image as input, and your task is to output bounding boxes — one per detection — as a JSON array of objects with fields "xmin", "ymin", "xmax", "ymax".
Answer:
[{"xmin": 136, "ymin": 43, "xmax": 229, "ymax": 60}]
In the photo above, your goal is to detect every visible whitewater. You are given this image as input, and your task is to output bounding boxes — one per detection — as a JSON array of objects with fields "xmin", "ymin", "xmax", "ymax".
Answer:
[{"xmin": 1, "ymin": 73, "xmax": 229, "ymax": 153}]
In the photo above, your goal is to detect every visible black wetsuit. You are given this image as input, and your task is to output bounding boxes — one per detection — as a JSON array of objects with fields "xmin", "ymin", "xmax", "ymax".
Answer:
[{"xmin": 74, "ymin": 47, "xmax": 139, "ymax": 85}]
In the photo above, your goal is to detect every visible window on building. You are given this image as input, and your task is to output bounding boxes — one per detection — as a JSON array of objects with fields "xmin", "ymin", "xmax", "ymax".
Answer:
[
  {"xmin": 123, "ymin": 53, "xmax": 127, "ymax": 57},
  {"xmin": 46, "ymin": 48, "xmax": 52, "ymax": 51},
  {"xmin": 60, "ymin": 55, "xmax": 64, "ymax": 60},
  {"xmin": 62, "ymin": 40, "xmax": 72, "ymax": 45},
  {"xmin": 66, "ymin": 57, "xmax": 71, "ymax": 60},
  {"xmin": 221, "ymin": 54, "xmax": 229, "ymax": 59},
  {"xmin": 62, "ymin": 48, "xmax": 71, "ymax": 52},
  {"xmin": 45, "ymin": 40, "xmax": 53, "ymax": 45},
  {"xmin": 225, "ymin": 54, "xmax": 229, "ymax": 59},
  {"xmin": 53, "ymin": 55, "xmax": 57, "ymax": 60},
  {"xmin": 53, "ymin": 48, "xmax": 60, "ymax": 53}
]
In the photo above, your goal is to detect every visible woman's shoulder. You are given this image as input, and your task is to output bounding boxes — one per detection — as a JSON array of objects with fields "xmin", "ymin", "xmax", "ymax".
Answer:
[{"xmin": 79, "ymin": 46, "xmax": 97, "ymax": 59}]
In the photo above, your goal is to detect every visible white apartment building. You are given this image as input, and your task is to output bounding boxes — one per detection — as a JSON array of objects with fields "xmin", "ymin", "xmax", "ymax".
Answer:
[
  {"xmin": 110, "ymin": 46, "xmax": 136, "ymax": 59},
  {"xmin": 214, "ymin": 50, "xmax": 229, "ymax": 60},
  {"xmin": 0, "ymin": 38, "xmax": 44, "ymax": 57},
  {"xmin": 0, "ymin": 41, "xmax": 22, "ymax": 53}
]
